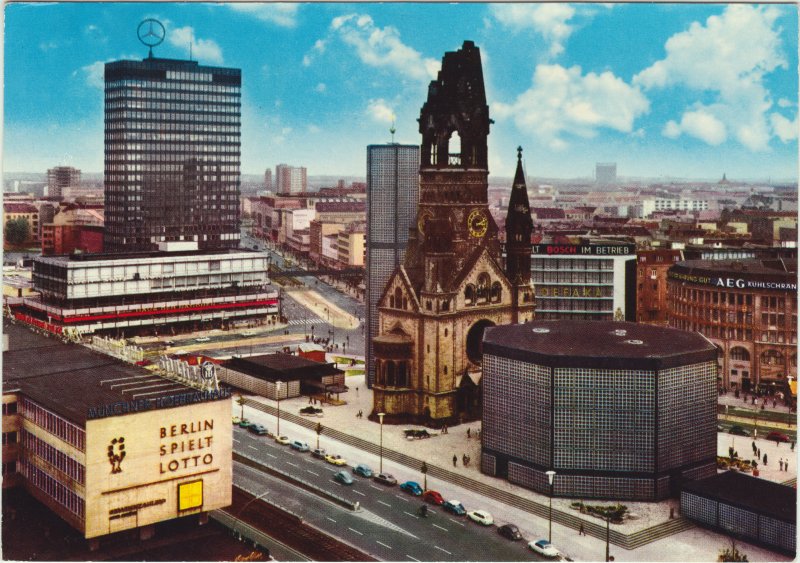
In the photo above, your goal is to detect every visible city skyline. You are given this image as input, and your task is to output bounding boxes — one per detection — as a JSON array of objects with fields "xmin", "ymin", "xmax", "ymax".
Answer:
[{"xmin": 4, "ymin": 2, "xmax": 798, "ymax": 181}]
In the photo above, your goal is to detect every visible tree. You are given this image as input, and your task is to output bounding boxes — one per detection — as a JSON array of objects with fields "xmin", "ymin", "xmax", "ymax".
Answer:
[
  {"xmin": 236, "ymin": 395, "xmax": 246, "ymax": 420},
  {"xmin": 719, "ymin": 538, "xmax": 748, "ymax": 562},
  {"xmin": 4, "ymin": 218, "xmax": 30, "ymax": 246}
]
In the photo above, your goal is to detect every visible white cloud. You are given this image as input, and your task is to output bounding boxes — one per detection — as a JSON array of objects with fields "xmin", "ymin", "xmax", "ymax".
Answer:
[
  {"xmin": 663, "ymin": 120, "xmax": 681, "ymax": 139},
  {"xmin": 39, "ymin": 40, "xmax": 59, "ymax": 52},
  {"xmin": 635, "ymin": 5, "xmax": 788, "ymax": 150},
  {"xmin": 169, "ymin": 26, "xmax": 223, "ymax": 64},
  {"xmin": 307, "ymin": 124, "xmax": 321, "ymax": 134},
  {"xmin": 493, "ymin": 64, "xmax": 649, "ymax": 149},
  {"xmin": 366, "ymin": 99, "xmax": 395, "ymax": 124},
  {"xmin": 326, "ymin": 14, "xmax": 439, "ymax": 82},
  {"xmin": 228, "ymin": 4, "xmax": 298, "ymax": 28},
  {"xmin": 490, "ymin": 4, "xmax": 576, "ymax": 57},
  {"xmin": 79, "ymin": 61, "xmax": 106, "ymax": 89},
  {"xmin": 778, "ymin": 98, "xmax": 794, "ymax": 109},
  {"xmin": 770, "ymin": 113, "xmax": 798, "ymax": 142},
  {"xmin": 667, "ymin": 110, "xmax": 727, "ymax": 145},
  {"xmin": 315, "ymin": 83, "xmax": 327, "ymax": 93},
  {"xmin": 303, "ymin": 39, "xmax": 327, "ymax": 67}
]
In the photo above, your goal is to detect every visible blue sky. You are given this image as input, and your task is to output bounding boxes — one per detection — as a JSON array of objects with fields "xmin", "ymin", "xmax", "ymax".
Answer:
[{"xmin": 4, "ymin": 3, "xmax": 798, "ymax": 181}]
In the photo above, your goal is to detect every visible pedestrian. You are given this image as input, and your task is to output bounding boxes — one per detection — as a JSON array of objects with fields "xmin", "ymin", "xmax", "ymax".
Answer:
[
  {"xmin": 791, "ymin": 441, "xmax": 795, "ymax": 452},
  {"xmin": 467, "ymin": 428, "xmax": 471, "ymax": 439},
  {"xmin": 356, "ymin": 387, "xmax": 359, "ymax": 396},
  {"xmin": 453, "ymin": 455, "xmax": 457, "ymax": 467},
  {"xmin": 763, "ymin": 453, "xmax": 768, "ymax": 465},
  {"xmin": 773, "ymin": 399, "xmax": 777, "ymax": 408},
  {"xmin": 785, "ymin": 458, "xmax": 789, "ymax": 472},
  {"xmin": 757, "ymin": 447, "xmax": 760, "ymax": 458},
  {"xmin": 579, "ymin": 523, "xmax": 585, "ymax": 536},
  {"xmin": 463, "ymin": 454, "xmax": 468, "ymax": 466},
  {"xmin": 779, "ymin": 459, "xmax": 784, "ymax": 471},
  {"xmin": 752, "ymin": 441, "xmax": 757, "ymax": 454}
]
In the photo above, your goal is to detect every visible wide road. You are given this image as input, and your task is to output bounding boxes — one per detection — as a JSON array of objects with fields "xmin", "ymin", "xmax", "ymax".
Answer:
[{"xmin": 233, "ymin": 425, "xmax": 546, "ymax": 562}]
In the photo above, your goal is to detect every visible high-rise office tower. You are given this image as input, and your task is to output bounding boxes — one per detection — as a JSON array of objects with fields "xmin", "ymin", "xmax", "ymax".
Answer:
[
  {"xmin": 365, "ymin": 144, "xmax": 419, "ymax": 388},
  {"xmin": 47, "ymin": 166, "xmax": 81, "ymax": 199},
  {"xmin": 103, "ymin": 58, "xmax": 241, "ymax": 252},
  {"xmin": 264, "ymin": 168, "xmax": 273, "ymax": 191},
  {"xmin": 275, "ymin": 164, "xmax": 307, "ymax": 194}
]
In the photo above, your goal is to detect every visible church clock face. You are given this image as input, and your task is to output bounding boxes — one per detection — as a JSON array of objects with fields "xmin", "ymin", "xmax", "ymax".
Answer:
[{"xmin": 467, "ymin": 209, "xmax": 488, "ymax": 238}]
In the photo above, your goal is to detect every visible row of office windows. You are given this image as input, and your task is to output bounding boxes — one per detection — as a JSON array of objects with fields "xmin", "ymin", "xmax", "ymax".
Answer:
[
  {"xmin": 18, "ymin": 398, "xmax": 85, "ymax": 451},
  {"xmin": 106, "ymin": 111, "xmax": 240, "ymax": 124},
  {"xmin": 107, "ymin": 122, "xmax": 239, "ymax": 134},
  {"xmin": 532, "ymin": 258, "xmax": 615, "ymax": 271},
  {"xmin": 19, "ymin": 460, "xmax": 86, "ymax": 520},
  {"xmin": 107, "ymin": 132, "xmax": 239, "ymax": 143},
  {"xmin": 106, "ymin": 79, "xmax": 239, "ymax": 93},
  {"xmin": 21, "ymin": 430, "xmax": 85, "ymax": 485}
]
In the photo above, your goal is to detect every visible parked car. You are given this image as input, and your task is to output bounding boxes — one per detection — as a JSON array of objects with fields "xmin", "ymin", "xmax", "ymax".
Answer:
[
  {"xmin": 312, "ymin": 448, "xmax": 327, "ymax": 459},
  {"xmin": 238, "ymin": 419, "xmax": 252, "ymax": 428},
  {"xmin": 353, "ymin": 464, "xmax": 373, "ymax": 478},
  {"xmin": 290, "ymin": 440, "xmax": 310, "ymax": 452},
  {"xmin": 442, "ymin": 499, "xmax": 467, "ymax": 516},
  {"xmin": 248, "ymin": 424, "xmax": 268, "ymax": 435},
  {"xmin": 334, "ymin": 471, "xmax": 354, "ymax": 485},
  {"xmin": 529, "ymin": 539, "xmax": 559, "ymax": 558},
  {"xmin": 422, "ymin": 490, "xmax": 444, "ymax": 505},
  {"xmin": 195, "ymin": 336, "xmax": 211, "ymax": 342},
  {"xmin": 467, "ymin": 510, "xmax": 494, "ymax": 526},
  {"xmin": 232, "ymin": 416, "xmax": 241, "ymax": 425},
  {"xmin": 325, "ymin": 454, "xmax": 348, "ymax": 466},
  {"xmin": 274, "ymin": 435, "xmax": 290, "ymax": 445},
  {"xmin": 242, "ymin": 330, "xmax": 257, "ymax": 336},
  {"xmin": 373, "ymin": 473, "xmax": 398, "ymax": 486},
  {"xmin": 400, "ymin": 481, "xmax": 424, "ymax": 496},
  {"xmin": 767, "ymin": 431, "xmax": 790, "ymax": 442},
  {"xmin": 497, "ymin": 523, "xmax": 523, "ymax": 541},
  {"xmin": 729, "ymin": 425, "xmax": 750, "ymax": 436}
]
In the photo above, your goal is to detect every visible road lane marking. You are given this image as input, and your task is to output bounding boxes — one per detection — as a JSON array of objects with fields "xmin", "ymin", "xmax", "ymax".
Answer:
[
  {"xmin": 433, "ymin": 523, "xmax": 448, "ymax": 532},
  {"xmin": 403, "ymin": 511, "xmax": 418, "ymax": 519},
  {"xmin": 449, "ymin": 518, "xmax": 466, "ymax": 527},
  {"xmin": 233, "ymin": 438, "xmax": 240, "ymax": 444},
  {"xmin": 376, "ymin": 541, "xmax": 392, "ymax": 549},
  {"xmin": 354, "ymin": 490, "xmax": 366, "ymax": 496},
  {"xmin": 377, "ymin": 500, "xmax": 391, "ymax": 507},
  {"xmin": 286, "ymin": 461, "xmax": 298, "ymax": 467},
  {"xmin": 370, "ymin": 485, "xmax": 383, "ymax": 491},
  {"xmin": 348, "ymin": 527, "xmax": 364, "ymax": 536},
  {"xmin": 405, "ymin": 556, "xmax": 420, "ymax": 562},
  {"xmin": 434, "ymin": 546, "xmax": 452, "ymax": 555},
  {"xmin": 248, "ymin": 445, "xmax": 258, "ymax": 451},
  {"xmin": 326, "ymin": 517, "xmax": 336, "ymax": 523},
  {"xmin": 396, "ymin": 495, "xmax": 409, "ymax": 502},
  {"xmin": 265, "ymin": 453, "xmax": 276, "ymax": 458},
  {"xmin": 306, "ymin": 470, "xmax": 319, "ymax": 476}
]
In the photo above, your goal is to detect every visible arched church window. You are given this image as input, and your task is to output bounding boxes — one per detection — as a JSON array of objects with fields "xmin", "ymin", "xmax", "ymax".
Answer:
[
  {"xmin": 387, "ymin": 362, "xmax": 396, "ymax": 386},
  {"xmin": 464, "ymin": 284, "xmax": 475, "ymax": 305},
  {"xmin": 394, "ymin": 287, "xmax": 403, "ymax": 309},
  {"xmin": 491, "ymin": 282, "xmax": 502, "ymax": 302},
  {"xmin": 476, "ymin": 273, "xmax": 490, "ymax": 302}
]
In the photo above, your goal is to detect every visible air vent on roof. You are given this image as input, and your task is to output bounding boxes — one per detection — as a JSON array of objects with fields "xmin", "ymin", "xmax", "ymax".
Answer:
[
  {"xmin": 532, "ymin": 328, "xmax": 550, "ymax": 334},
  {"xmin": 625, "ymin": 339, "xmax": 644, "ymax": 345},
  {"xmin": 612, "ymin": 329, "xmax": 627, "ymax": 336}
]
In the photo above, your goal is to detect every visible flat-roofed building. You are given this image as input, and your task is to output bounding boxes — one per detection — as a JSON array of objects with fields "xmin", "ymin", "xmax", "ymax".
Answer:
[{"xmin": 2, "ymin": 320, "xmax": 232, "ymax": 541}]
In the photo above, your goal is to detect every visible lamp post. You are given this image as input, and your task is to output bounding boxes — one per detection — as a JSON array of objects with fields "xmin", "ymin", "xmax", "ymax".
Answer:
[
  {"xmin": 276, "ymin": 381, "xmax": 282, "ymax": 436},
  {"xmin": 605, "ymin": 514, "xmax": 611, "ymax": 562},
  {"xmin": 378, "ymin": 412, "xmax": 385, "ymax": 473},
  {"xmin": 546, "ymin": 470, "xmax": 556, "ymax": 543},
  {"xmin": 315, "ymin": 422, "xmax": 323, "ymax": 450},
  {"xmin": 421, "ymin": 461, "xmax": 428, "ymax": 491}
]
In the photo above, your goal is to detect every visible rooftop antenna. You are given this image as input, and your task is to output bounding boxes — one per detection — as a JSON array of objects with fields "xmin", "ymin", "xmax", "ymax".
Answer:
[{"xmin": 390, "ymin": 115, "xmax": 396, "ymax": 144}]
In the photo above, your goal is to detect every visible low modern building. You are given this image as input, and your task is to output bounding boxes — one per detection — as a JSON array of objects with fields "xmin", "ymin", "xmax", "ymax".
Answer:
[
  {"xmin": 481, "ymin": 320, "xmax": 718, "ymax": 501},
  {"xmin": 530, "ymin": 239, "xmax": 637, "ymax": 321},
  {"xmin": 14, "ymin": 246, "xmax": 277, "ymax": 336},
  {"xmin": 681, "ymin": 471, "xmax": 795, "ymax": 553},
  {"xmin": 667, "ymin": 258, "xmax": 797, "ymax": 392},
  {"xmin": 218, "ymin": 354, "xmax": 344, "ymax": 400},
  {"xmin": 2, "ymin": 320, "xmax": 232, "ymax": 542}
]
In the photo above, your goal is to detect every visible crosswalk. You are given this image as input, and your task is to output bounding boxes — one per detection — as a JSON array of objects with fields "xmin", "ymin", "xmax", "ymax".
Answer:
[{"xmin": 286, "ymin": 317, "xmax": 324, "ymax": 326}]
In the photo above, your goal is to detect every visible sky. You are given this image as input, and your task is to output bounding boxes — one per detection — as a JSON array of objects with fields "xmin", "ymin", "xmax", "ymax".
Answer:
[{"xmin": 3, "ymin": 2, "xmax": 798, "ymax": 181}]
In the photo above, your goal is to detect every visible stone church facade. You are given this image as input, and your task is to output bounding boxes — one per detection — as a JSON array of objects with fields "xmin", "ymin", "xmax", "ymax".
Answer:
[{"xmin": 371, "ymin": 41, "xmax": 536, "ymax": 424}]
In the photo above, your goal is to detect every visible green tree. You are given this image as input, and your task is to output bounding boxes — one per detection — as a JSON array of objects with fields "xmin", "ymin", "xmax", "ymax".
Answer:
[
  {"xmin": 4, "ymin": 218, "xmax": 30, "ymax": 246},
  {"xmin": 719, "ymin": 539, "xmax": 748, "ymax": 562},
  {"xmin": 236, "ymin": 395, "xmax": 246, "ymax": 420}
]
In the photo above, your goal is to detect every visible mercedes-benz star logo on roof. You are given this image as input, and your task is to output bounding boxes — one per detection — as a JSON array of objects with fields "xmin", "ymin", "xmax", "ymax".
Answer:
[{"xmin": 137, "ymin": 18, "xmax": 165, "ymax": 50}]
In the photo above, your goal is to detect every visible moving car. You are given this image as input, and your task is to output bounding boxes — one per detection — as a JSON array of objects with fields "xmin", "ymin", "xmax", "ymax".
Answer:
[
  {"xmin": 242, "ymin": 330, "xmax": 257, "ymax": 336},
  {"xmin": 334, "ymin": 471, "xmax": 354, "ymax": 485},
  {"xmin": 248, "ymin": 424, "xmax": 268, "ymax": 435},
  {"xmin": 195, "ymin": 336, "xmax": 211, "ymax": 342},
  {"xmin": 442, "ymin": 500, "xmax": 467, "ymax": 516},
  {"xmin": 467, "ymin": 510, "xmax": 494, "ymax": 526},
  {"xmin": 729, "ymin": 425, "xmax": 750, "ymax": 436},
  {"xmin": 767, "ymin": 431, "xmax": 790, "ymax": 442},
  {"xmin": 238, "ymin": 419, "xmax": 252, "ymax": 428},
  {"xmin": 290, "ymin": 440, "xmax": 310, "ymax": 452},
  {"xmin": 400, "ymin": 481, "xmax": 424, "ymax": 496},
  {"xmin": 422, "ymin": 490, "xmax": 444, "ymax": 505},
  {"xmin": 274, "ymin": 435, "xmax": 290, "ymax": 445},
  {"xmin": 529, "ymin": 539, "xmax": 559, "ymax": 558},
  {"xmin": 497, "ymin": 523, "xmax": 523, "ymax": 541},
  {"xmin": 353, "ymin": 464, "xmax": 373, "ymax": 478},
  {"xmin": 373, "ymin": 473, "xmax": 398, "ymax": 486},
  {"xmin": 312, "ymin": 448, "xmax": 327, "ymax": 459},
  {"xmin": 325, "ymin": 454, "xmax": 348, "ymax": 466}
]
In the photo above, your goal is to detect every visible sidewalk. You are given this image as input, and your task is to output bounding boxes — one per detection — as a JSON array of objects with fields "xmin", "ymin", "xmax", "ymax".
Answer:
[{"xmin": 233, "ymin": 370, "xmax": 795, "ymax": 562}]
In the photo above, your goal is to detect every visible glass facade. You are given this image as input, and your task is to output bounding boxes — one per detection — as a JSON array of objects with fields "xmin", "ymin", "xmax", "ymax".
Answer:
[
  {"xmin": 365, "ymin": 144, "xmax": 419, "ymax": 387},
  {"xmin": 104, "ymin": 58, "xmax": 241, "ymax": 252}
]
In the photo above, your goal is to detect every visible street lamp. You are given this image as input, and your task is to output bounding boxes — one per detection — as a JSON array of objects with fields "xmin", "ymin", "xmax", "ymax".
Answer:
[
  {"xmin": 605, "ymin": 514, "xmax": 611, "ymax": 562},
  {"xmin": 378, "ymin": 412, "xmax": 386, "ymax": 473},
  {"xmin": 545, "ymin": 470, "xmax": 556, "ymax": 543},
  {"xmin": 421, "ymin": 461, "xmax": 428, "ymax": 491},
  {"xmin": 276, "ymin": 381, "xmax": 282, "ymax": 436}
]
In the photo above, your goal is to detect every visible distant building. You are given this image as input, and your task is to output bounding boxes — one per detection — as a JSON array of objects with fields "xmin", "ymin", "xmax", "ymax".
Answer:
[
  {"xmin": 365, "ymin": 143, "xmax": 419, "ymax": 388},
  {"xmin": 47, "ymin": 166, "xmax": 81, "ymax": 199},
  {"xmin": 667, "ymin": 257, "xmax": 797, "ymax": 392},
  {"xmin": 264, "ymin": 168, "xmax": 273, "ymax": 191},
  {"xmin": 103, "ymin": 57, "xmax": 241, "ymax": 252},
  {"xmin": 595, "ymin": 162, "xmax": 617, "ymax": 185},
  {"xmin": 275, "ymin": 164, "xmax": 307, "ymax": 194},
  {"xmin": 636, "ymin": 248, "xmax": 683, "ymax": 325},
  {"xmin": 531, "ymin": 239, "xmax": 637, "ymax": 321},
  {"xmin": 481, "ymin": 320, "xmax": 718, "ymax": 501},
  {"xmin": 41, "ymin": 225, "xmax": 104, "ymax": 256}
]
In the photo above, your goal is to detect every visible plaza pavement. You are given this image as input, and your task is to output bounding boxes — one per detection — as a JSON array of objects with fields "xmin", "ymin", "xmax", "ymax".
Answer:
[{"xmin": 235, "ymin": 364, "xmax": 795, "ymax": 562}]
